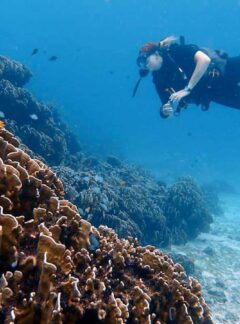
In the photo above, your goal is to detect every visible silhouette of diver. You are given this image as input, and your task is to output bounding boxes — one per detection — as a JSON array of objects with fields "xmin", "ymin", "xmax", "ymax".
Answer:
[{"xmin": 134, "ymin": 36, "xmax": 240, "ymax": 118}]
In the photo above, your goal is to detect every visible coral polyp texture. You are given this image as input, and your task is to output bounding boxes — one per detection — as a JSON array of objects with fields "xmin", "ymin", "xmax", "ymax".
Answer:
[{"xmin": 0, "ymin": 129, "xmax": 213, "ymax": 323}]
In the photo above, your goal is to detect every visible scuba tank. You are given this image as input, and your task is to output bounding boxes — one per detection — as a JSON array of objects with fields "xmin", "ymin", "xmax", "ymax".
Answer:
[{"xmin": 200, "ymin": 47, "xmax": 228, "ymax": 76}]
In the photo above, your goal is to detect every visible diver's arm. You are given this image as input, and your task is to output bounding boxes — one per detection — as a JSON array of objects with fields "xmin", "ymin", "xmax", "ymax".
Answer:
[
  {"xmin": 170, "ymin": 51, "xmax": 211, "ymax": 104},
  {"xmin": 187, "ymin": 51, "xmax": 211, "ymax": 90}
]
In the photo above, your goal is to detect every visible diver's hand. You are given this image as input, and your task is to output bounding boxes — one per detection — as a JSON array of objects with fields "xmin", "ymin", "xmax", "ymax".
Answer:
[
  {"xmin": 169, "ymin": 88, "xmax": 191, "ymax": 105},
  {"xmin": 160, "ymin": 102, "xmax": 174, "ymax": 118}
]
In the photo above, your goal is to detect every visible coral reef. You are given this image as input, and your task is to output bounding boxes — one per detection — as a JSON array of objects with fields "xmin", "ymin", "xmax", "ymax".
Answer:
[
  {"xmin": 168, "ymin": 253, "xmax": 195, "ymax": 276},
  {"xmin": 0, "ymin": 128, "xmax": 213, "ymax": 323},
  {"xmin": 0, "ymin": 57, "xmax": 81, "ymax": 166},
  {"xmin": 0, "ymin": 55, "xmax": 215, "ymax": 248},
  {"xmin": 53, "ymin": 164, "xmax": 167, "ymax": 245},
  {"xmin": 162, "ymin": 177, "xmax": 213, "ymax": 244},
  {"xmin": 0, "ymin": 56, "xmax": 32, "ymax": 87},
  {"xmin": 54, "ymin": 164, "xmax": 213, "ymax": 247}
]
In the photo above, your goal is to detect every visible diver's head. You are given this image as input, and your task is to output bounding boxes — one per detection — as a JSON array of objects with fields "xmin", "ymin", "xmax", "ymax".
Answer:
[
  {"xmin": 146, "ymin": 52, "xmax": 163, "ymax": 71},
  {"xmin": 137, "ymin": 42, "xmax": 163, "ymax": 77},
  {"xmin": 133, "ymin": 36, "xmax": 178, "ymax": 97},
  {"xmin": 137, "ymin": 37, "xmax": 178, "ymax": 76}
]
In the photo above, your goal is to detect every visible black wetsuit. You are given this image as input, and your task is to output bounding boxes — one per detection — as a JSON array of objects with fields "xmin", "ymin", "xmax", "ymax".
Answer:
[{"xmin": 153, "ymin": 43, "xmax": 240, "ymax": 116}]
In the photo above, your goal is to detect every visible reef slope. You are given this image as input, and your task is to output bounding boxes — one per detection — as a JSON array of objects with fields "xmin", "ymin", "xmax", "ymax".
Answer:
[
  {"xmin": 0, "ymin": 55, "xmax": 215, "ymax": 248},
  {"xmin": 0, "ymin": 128, "xmax": 213, "ymax": 323}
]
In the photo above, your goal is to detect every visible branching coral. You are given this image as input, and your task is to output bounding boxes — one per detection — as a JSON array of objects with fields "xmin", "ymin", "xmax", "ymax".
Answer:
[{"xmin": 0, "ymin": 128, "xmax": 214, "ymax": 323}]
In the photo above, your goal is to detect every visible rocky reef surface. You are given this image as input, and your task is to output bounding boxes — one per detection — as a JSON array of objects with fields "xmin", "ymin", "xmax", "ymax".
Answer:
[
  {"xmin": 0, "ymin": 56, "xmax": 31, "ymax": 87},
  {"xmin": 0, "ymin": 128, "xmax": 214, "ymax": 323},
  {"xmin": 171, "ymin": 193, "xmax": 240, "ymax": 324},
  {"xmin": 0, "ymin": 55, "xmax": 216, "ymax": 249},
  {"xmin": 54, "ymin": 165, "xmax": 213, "ymax": 248},
  {"xmin": 0, "ymin": 56, "xmax": 80, "ymax": 166}
]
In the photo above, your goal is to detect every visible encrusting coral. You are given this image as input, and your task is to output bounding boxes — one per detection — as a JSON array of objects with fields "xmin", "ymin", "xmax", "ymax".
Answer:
[{"xmin": 0, "ymin": 128, "xmax": 214, "ymax": 323}]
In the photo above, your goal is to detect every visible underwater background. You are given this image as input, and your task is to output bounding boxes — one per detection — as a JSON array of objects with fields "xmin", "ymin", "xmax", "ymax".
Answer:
[
  {"xmin": 1, "ymin": 0, "xmax": 240, "ymax": 188},
  {"xmin": 1, "ymin": 1, "xmax": 240, "ymax": 323}
]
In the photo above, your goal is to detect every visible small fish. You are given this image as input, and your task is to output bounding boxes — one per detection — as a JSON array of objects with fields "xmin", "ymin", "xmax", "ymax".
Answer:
[
  {"xmin": 0, "ymin": 121, "xmax": 5, "ymax": 128},
  {"xmin": 48, "ymin": 56, "xmax": 58, "ymax": 61},
  {"xmin": 94, "ymin": 175, "xmax": 103, "ymax": 183},
  {"xmin": 119, "ymin": 180, "xmax": 126, "ymax": 187},
  {"xmin": 31, "ymin": 48, "xmax": 39, "ymax": 56},
  {"xmin": 0, "ymin": 111, "xmax": 5, "ymax": 118},
  {"xmin": 29, "ymin": 114, "xmax": 38, "ymax": 120},
  {"xmin": 187, "ymin": 132, "xmax": 192, "ymax": 137},
  {"xmin": 89, "ymin": 234, "xmax": 100, "ymax": 251}
]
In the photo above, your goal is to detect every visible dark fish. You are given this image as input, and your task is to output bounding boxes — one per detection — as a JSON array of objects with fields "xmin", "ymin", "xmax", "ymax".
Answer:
[
  {"xmin": 109, "ymin": 70, "xmax": 115, "ymax": 75},
  {"xmin": 31, "ymin": 48, "xmax": 39, "ymax": 56},
  {"xmin": 187, "ymin": 132, "xmax": 192, "ymax": 137},
  {"xmin": 48, "ymin": 56, "xmax": 58, "ymax": 61}
]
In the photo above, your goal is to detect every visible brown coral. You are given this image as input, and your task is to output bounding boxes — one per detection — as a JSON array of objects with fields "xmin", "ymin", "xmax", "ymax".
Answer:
[{"xmin": 0, "ymin": 128, "xmax": 214, "ymax": 324}]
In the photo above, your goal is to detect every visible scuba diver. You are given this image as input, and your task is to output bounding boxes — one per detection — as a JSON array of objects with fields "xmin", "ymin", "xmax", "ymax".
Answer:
[{"xmin": 134, "ymin": 36, "xmax": 240, "ymax": 118}]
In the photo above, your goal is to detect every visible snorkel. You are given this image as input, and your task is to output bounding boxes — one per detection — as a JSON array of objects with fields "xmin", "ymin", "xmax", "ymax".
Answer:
[
  {"xmin": 132, "ymin": 42, "xmax": 163, "ymax": 97},
  {"xmin": 132, "ymin": 68, "xmax": 149, "ymax": 97}
]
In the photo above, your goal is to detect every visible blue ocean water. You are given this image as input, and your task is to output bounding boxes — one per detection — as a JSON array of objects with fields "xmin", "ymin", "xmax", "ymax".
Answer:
[
  {"xmin": 2, "ymin": 2, "xmax": 240, "ymax": 322},
  {"xmin": 1, "ymin": 0, "xmax": 240, "ymax": 189}
]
